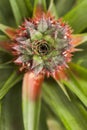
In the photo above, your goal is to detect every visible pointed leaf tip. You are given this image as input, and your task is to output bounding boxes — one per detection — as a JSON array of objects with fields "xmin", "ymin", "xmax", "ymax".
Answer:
[
  {"xmin": 71, "ymin": 34, "xmax": 87, "ymax": 47},
  {"xmin": 0, "ymin": 24, "xmax": 16, "ymax": 39},
  {"xmin": 33, "ymin": 0, "xmax": 47, "ymax": 17}
]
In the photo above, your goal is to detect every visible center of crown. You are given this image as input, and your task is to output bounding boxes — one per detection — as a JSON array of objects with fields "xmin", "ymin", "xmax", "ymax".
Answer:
[{"xmin": 32, "ymin": 40, "xmax": 50, "ymax": 56}]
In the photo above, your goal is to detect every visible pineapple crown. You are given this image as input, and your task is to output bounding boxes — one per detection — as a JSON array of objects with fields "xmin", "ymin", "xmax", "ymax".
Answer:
[{"xmin": 12, "ymin": 13, "xmax": 73, "ymax": 76}]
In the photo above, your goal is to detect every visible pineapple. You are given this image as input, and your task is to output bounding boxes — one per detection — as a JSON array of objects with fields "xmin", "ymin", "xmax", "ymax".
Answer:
[{"xmin": 0, "ymin": 0, "xmax": 87, "ymax": 130}]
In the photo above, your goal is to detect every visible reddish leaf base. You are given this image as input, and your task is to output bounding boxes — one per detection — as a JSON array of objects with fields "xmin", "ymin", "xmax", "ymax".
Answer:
[
  {"xmin": 23, "ymin": 72, "xmax": 44, "ymax": 101},
  {"xmin": 0, "ymin": 41, "xmax": 11, "ymax": 52},
  {"xmin": 71, "ymin": 35, "xmax": 83, "ymax": 47},
  {"xmin": 52, "ymin": 69, "xmax": 68, "ymax": 81},
  {"xmin": 5, "ymin": 28, "xmax": 16, "ymax": 39}
]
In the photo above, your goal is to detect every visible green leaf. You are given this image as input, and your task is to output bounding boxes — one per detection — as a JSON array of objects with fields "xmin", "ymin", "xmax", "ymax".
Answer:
[
  {"xmin": 22, "ymin": 73, "xmax": 43, "ymax": 130},
  {"xmin": 54, "ymin": 79, "xmax": 70, "ymax": 100},
  {"xmin": 47, "ymin": 118, "xmax": 64, "ymax": 130},
  {"xmin": 41, "ymin": 102, "xmax": 65, "ymax": 130},
  {"xmin": 0, "ymin": 12, "xmax": 5, "ymax": 24},
  {"xmin": 63, "ymin": 67, "xmax": 87, "ymax": 107},
  {"xmin": 0, "ymin": 50, "xmax": 12, "ymax": 64},
  {"xmin": 24, "ymin": 0, "xmax": 32, "ymax": 15},
  {"xmin": 33, "ymin": 0, "xmax": 47, "ymax": 16},
  {"xmin": 0, "ymin": 64, "xmax": 13, "ymax": 69},
  {"xmin": 76, "ymin": 0, "xmax": 83, "ymax": 5},
  {"xmin": 15, "ymin": 0, "xmax": 28, "ymax": 18},
  {"xmin": 1, "ymin": 82, "xmax": 24, "ymax": 130},
  {"xmin": 0, "ymin": 60, "xmax": 13, "ymax": 68},
  {"xmin": 9, "ymin": 0, "xmax": 23, "ymax": 25},
  {"xmin": 0, "ymin": 100, "xmax": 2, "ymax": 130},
  {"xmin": 0, "ymin": 71, "xmax": 22, "ymax": 99},
  {"xmin": 63, "ymin": 0, "xmax": 87, "ymax": 33},
  {"xmin": 48, "ymin": 0, "xmax": 58, "ymax": 19},
  {"xmin": 0, "ymin": 24, "xmax": 16, "ymax": 39},
  {"xmin": 72, "ymin": 33, "xmax": 87, "ymax": 47},
  {"xmin": 42, "ymin": 80, "xmax": 87, "ymax": 130},
  {"xmin": 55, "ymin": 0, "xmax": 75, "ymax": 17},
  {"xmin": 72, "ymin": 40, "xmax": 87, "ymax": 67},
  {"xmin": 69, "ymin": 63, "xmax": 87, "ymax": 97},
  {"xmin": 0, "ymin": 0, "xmax": 15, "ymax": 26},
  {"xmin": 69, "ymin": 63, "xmax": 87, "ymax": 80},
  {"xmin": 0, "ymin": 67, "xmax": 13, "ymax": 89},
  {"xmin": 0, "ymin": 35, "xmax": 8, "ymax": 41},
  {"xmin": 0, "ymin": 35, "xmax": 9, "ymax": 52},
  {"xmin": 23, "ymin": 99, "xmax": 41, "ymax": 130},
  {"xmin": 39, "ymin": 104, "xmax": 49, "ymax": 130}
]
